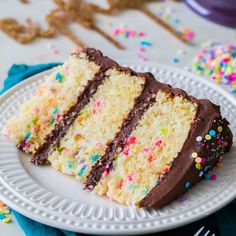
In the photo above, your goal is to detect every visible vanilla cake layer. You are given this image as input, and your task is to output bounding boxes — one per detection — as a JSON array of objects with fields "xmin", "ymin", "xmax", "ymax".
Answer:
[
  {"xmin": 94, "ymin": 91, "xmax": 198, "ymax": 206},
  {"xmin": 5, "ymin": 54, "xmax": 99, "ymax": 155},
  {"xmin": 48, "ymin": 69, "xmax": 145, "ymax": 182}
]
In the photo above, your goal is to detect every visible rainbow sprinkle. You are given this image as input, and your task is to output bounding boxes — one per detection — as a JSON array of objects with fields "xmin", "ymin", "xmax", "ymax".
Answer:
[
  {"xmin": 125, "ymin": 136, "xmax": 137, "ymax": 146},
  {"xmin": 155, "ymin": 3, "xmax": 195, "ymax": 42},
  {"xmin": 140, "ymin": 41, "xmax": 152, "ymax": 47},
  {"xmin": 90, "ymin": 154, "xmax": 99, "ymax": 163},
  {"xmin": 55, "ymin": 72, "xmax": 63, "ymax": 82},
  {"xmin": 25, "ymin": 131, "xmax": 31, "ymax": 140},
  {"xmin": 56, "ymin": 146, "xmax": 65, "ymax": 153},
  {"xmin": 32, "ymin": 117, "xmax": 39, "ymax": 125},
  {"xmin": 184, "ymin": 181, "xmax": 190, "ymax": 189},
  {"xmin": 155, "ymin": 138, "xmax": 163, "ymax": 147},
  {"xmin": 203, "ymin": 172, "xmax": 217, "ymax": 181},
  {"xmin": 178, "ymin": 195, "xmax": 187, "ymax": 203},
  {"xmin": 67, "ymin": 161, "xmax": 73, "ymax": 168},
  {"xmin": 52, "ymin": 107, "xmax": 59, "ymax": 115},
  {"xmin": 117, "ymin": 179, "xmax": 124, "ymax": 189},
  {"xmin": 50, "ymin": 118, "xmax": 56, "ymax": 126},
  {"xmin": 123, "ymin": 148, "xmax": 130, "ymax": 156},
  {"xmin": 180, "ymin": 27, "xmax": 194, "ymax": 41},
  {"xmin": 142, "ymin": 188, "xmax": 149, "ymax": 196},
  {"xmin": 78, "ymin": 165, "xmax": 87, "ymax": 176},
  {"xmin": 172, "ymin": 57, "xmax": 179, "ymax": 63},
  {"xmin": 111, "ymin": 25, "xmax": 152, "ymax": 62},
  {"xmin": 112, "ymin": 28, "xmax": 145, "ymax": 39},
  {"xmin": 191, "ymin": 121, "xmax": 228, "ymax": 181},
  {"xmin": 193, "ymin": 43, "xmax": 236, "ymax": 94},
  {"xmin": 0, "ymin": 201, "xmax": 11, "ymax": 224}
]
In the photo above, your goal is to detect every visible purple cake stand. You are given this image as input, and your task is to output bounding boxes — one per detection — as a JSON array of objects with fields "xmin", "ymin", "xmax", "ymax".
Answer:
[{"xmin": 184, "ymin": 0, "xmax": 236, "ymax": 28}]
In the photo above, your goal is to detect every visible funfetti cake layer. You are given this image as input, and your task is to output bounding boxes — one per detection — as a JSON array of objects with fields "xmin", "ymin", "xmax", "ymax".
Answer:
[
  {"xmin": 4, "ymin": 48, "xmax": 233, "ymax": 209},
  {"xmin": 48, "ymin": 68, "xmax": 145, "ymax": 182},
  {"xmin": 5, "ymin": 52, "xmax": 100, "ymax": 159}
]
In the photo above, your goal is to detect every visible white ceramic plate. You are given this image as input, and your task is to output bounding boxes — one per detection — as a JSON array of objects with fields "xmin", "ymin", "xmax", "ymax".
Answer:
[{"xmin": 0, "ymin": 62, "xmax": 236, "ymax": 235}]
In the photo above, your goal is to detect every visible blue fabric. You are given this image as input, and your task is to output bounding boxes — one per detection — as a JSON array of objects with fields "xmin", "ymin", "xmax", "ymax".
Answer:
[
  {"xmin": 13, "ymin": 210, "xmax": 76, "ymax": 236},
  {"xmin": 0, "ymin": 63, "xmax": 61, "ymax": 95},
  {"xmin": 2, "ymin": 63, "xmax": 235, "ymax": 236}
]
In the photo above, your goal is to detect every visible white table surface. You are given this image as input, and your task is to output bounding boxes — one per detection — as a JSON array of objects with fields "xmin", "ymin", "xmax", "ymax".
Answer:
[{"xmin": 0, "ymin": 1, "xmax": 235, "ymax": 235}]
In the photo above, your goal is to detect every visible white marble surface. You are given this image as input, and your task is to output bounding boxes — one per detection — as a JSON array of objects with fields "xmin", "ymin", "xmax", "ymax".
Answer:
[{"xmin": 0, "ymin": 0, "xmax": 235, "ymax": 235}]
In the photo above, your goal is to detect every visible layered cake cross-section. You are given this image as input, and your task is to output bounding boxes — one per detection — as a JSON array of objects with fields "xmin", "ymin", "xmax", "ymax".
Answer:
[{"xmin": 4, "ymin": 48, "xmax": 233, "ymax": 208}]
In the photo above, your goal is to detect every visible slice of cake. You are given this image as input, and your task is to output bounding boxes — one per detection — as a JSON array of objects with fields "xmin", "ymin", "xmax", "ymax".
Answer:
[
  {"xmin": 5, "ymin": 51, "xmax": 102, "ymax": 162},
  {"xmin": 4, "ymin": 48, "xmax": 233, "ymax": 208}
]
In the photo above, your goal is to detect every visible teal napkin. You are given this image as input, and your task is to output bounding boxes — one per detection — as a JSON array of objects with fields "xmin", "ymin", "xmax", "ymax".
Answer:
[
  {"xmin": 0, "ymin": 63, "xmax": 61, "ymax": 95},
  {"xmin": 13, "ymin": 210, "xmax": 76, "ymax": 236},
  {"xmin": 1, "ymin": 63, "xmax": 235, "ymax": 236}
]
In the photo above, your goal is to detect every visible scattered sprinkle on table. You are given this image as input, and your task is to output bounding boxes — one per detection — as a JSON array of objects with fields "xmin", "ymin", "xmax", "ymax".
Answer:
[
  {"xmin": 193, "ymin": 43, "xmax": 236, "ymax": 94},
  {"xmin": 111, "ymin": 25, "xmax": 152, "ymax": 62},
  {"xmin": 172, "ymin": 57, "xmax": 179, "ymax": 63},
  {"xmin": 154, "ymin": 2, "xmax": 195, "ymax": 43},
  {"xmin": 112, "ymin": 27, "xmax": 145, "ymax": 39},
  {"xmin": 180, "ymin": 27, "xmax": 195, "ymax": 41},
  {"xmin": 140, "ymin": 41, "xmax": 152, "ymax": 47},
  {"xmin": 51, "ymin": 47, "xmax": 60, "ymax": 54},
  {"xmin": 0, "ymin": 201, "xmax": 12, "ymax": 224}
]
